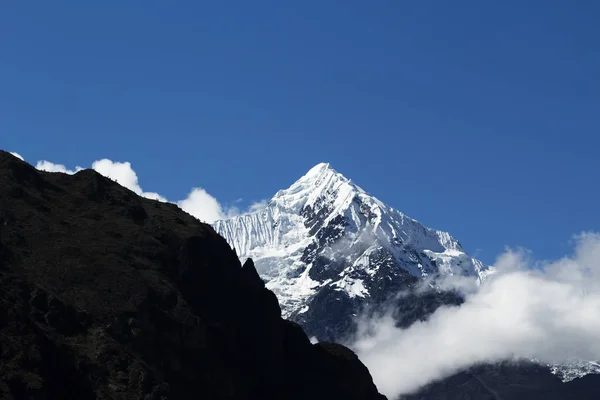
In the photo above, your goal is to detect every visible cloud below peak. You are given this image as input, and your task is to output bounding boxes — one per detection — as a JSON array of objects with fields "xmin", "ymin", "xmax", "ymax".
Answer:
[{"xmin": 351, "ymin": 232, "xmax": 600, "ymax": 399}]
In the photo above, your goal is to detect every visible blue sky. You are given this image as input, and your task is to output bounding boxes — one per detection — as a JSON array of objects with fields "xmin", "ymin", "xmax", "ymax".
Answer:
[{"xmin": 1, "ymin": 1, "xmax": 598, "ymax": 264}]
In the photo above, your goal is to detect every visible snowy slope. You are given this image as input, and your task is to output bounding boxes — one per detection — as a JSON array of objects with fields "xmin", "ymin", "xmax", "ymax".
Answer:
[
  {"xmin": 213, "ymin": 162, "xmax": 597, "ymax": 383},
  {"xmin": 213, "ymin": 163, "xmax": 487, "ymax": 319}
]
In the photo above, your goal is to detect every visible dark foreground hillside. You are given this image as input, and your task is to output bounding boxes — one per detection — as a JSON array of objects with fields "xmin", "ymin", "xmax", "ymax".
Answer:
[{"xmin": 0, "ymin": 151, "xmax": 385, "ymax": 400}]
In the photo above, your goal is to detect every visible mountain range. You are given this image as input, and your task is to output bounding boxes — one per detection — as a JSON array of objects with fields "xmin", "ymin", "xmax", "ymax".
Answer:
[{"xmin": 3, "ymin": 150, "xmax": 599, "ymax": 399}]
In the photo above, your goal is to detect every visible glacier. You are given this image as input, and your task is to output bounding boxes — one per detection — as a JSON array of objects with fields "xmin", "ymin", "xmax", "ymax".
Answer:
[{"xmin": 213, "ymin": 162, "xmax": 488, "ymax": 319}]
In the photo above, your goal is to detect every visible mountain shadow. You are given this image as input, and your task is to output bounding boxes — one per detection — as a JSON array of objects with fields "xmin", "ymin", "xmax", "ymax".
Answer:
[{"xmin": 0, "ymin": 151, "xmax": 386, "ymax": 400}]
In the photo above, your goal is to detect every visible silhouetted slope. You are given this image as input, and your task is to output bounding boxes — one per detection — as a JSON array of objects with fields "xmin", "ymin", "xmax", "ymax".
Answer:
[{"xmin": 0, "ymin": 150, "xmax": 386, "ymax": 400}]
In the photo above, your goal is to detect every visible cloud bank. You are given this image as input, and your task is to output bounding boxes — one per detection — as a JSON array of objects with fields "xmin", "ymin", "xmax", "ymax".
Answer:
[
  {"xmin": 351, "ymin": 233, "xmax": 600, "ymax": 399},
  {"xmin": 24, "ymin": 155, "xmax": 263, "ymax": 224}
]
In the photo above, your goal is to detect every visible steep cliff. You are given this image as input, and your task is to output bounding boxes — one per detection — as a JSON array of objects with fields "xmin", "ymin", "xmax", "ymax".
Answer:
[{"xmin": 0, "ymin": 151, "xmax": 385, "ymax": 400}]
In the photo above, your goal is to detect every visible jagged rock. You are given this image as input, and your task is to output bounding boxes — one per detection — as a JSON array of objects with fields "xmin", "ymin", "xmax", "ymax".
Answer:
[
  {"xmin": 213, "ymin": 161, "xmax": 600, "ymax": 398},
  {"xmin": 240, "ymin": 258, "xmax": 265, "ymax": 292},
  {"xmin": 213, "ymin": 162, "xmax": 488, "ymax": 341},
  {"xmin": 0, "ymin": 150, "xmax": 385, "ymax": 400},
  {"xmin": 313, "ymin": 342, "xmax": 387, "ymax": 400}
]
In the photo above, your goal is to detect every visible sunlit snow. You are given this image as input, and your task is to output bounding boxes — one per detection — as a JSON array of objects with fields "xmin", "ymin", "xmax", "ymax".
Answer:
[{"xmin": 213, "ymin": 163, "xmax": 487, "ymax": 317}]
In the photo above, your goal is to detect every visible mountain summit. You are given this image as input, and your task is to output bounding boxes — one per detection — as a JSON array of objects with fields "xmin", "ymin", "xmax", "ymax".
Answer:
[
  {"xmin": 214, "ymin": 163, "xmax": 489, "ymax": 338},
  {"xmin": 213, "ymin": 163, "xmax": 600, "ymax": 398}
]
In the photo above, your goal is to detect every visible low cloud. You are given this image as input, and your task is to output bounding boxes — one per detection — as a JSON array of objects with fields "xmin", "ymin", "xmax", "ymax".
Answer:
[
  {"xmin": 177, "ymin": 188, "xmax": 238, "ymax": 223},
  {"xmin": 36, "ymin": 160, "xmax": 83, "ymax": 175},
  {"xmin": 351, "ymin": 233, "xmax": 600, "ymax": 399},
  {"xmin": 90, "ymin": 159, "xmax": 167, "ymax": 202},
  {"xmin": 23, "ymin": 155, "xmax": 265, "ymax": 224},
  {"xmin": 10, "ymin": 152, "xmax": 25, "ymax": 161}
]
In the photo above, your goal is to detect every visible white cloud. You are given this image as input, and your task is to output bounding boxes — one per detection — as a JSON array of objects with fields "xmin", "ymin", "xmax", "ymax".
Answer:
[
  {"xmin": 247, "ymin": 199, "xmax": 269, "ymax": 213},
  {"xmin": 10, "ymin": 152, "xmax": 24, "ymax": 161},
  {"xmin": 177, "ymin": 188, "xmax": 230, "ymax": 223},
  {"xmin": 351, "ymin": 232, "xmax": 600, "ymax": 399},
  {"xmin": 35, "ymin": 159, "xmax": 166, "ymax": 201},
  {"xmin": 90, "ymin": 159, "xmax": 167, "ymax": 202},
  {"xmin": 36, "ymin": 160, "xmax": 82, "ymax": 174},
  {"xmin": 175, "ymin": 191, "xmax": 265, "ymax": 223},
  {"xmin": 21, "ymin": 154, "xmax": 264, "ymax": 224}
]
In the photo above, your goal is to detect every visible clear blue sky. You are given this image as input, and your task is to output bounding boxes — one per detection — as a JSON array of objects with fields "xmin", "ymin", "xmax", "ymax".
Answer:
[{"xmin": 2, "ymin": 1, "xmax": 598, "ymax": 264}]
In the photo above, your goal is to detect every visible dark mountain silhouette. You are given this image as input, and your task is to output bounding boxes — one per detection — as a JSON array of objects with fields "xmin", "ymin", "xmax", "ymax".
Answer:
[{"xmin": 0, "ymin": 150, "xmax": 386, "ymax": 400}]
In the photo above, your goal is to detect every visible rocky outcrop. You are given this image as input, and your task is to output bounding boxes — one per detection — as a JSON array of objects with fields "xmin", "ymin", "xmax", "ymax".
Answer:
[
  {"xmin": 404, "ymin": 361, "xmax": 600, "ymax": 400},
  {"xmin": 0, "ymin": 151, "xmax": 386, "ymax": 400}
]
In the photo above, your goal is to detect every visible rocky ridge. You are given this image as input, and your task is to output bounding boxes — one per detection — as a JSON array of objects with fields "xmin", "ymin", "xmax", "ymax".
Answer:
[
  {"xmin": 213, "ymin": 162, "xmax": 600, "ymax": 399},
  {"xmin": 0, "ymin": 151, "xmax": 386, "ymax": 400},
  {"xmin": 214, "ymin": 163, "xmax": 488, "ymax": 341}
]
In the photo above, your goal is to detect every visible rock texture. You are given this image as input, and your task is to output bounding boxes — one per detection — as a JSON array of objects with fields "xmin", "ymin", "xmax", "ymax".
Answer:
[
  {"xmin": 213, "ymin": 163, "xmax": 488, "ymax": 342},
  {"xmin": 213, "ymin": 162, "xmax": 600, "ymax": 398},
  {"xmin": 0, "ymin": 151, "xmax": 386, "ymax": 400},
  {"xmin": 404, "ymin": 361, "xmax": 600, "ymax": 400}
]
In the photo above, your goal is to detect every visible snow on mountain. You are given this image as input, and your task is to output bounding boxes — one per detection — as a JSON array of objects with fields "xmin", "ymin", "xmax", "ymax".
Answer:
[
  {"xmin": 213, "ymin": 162, "xmax": 488, "ymax": 319},
  {"xmin": 213, "ymin": 162, "xmax": 599, "ymax": 383},
  {"xmin": 551, "ymin": 361, "xmax": 600, "ymax": 382}
]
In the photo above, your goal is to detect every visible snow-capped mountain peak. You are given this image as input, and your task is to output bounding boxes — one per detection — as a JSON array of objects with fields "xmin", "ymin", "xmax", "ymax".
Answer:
[
  {"xmin": 269, "ymin": 162, "xmax": 362, "ymax": 214},
  {"xmin": 213, "ymin": 163, "xmax": 488, "ymax": 319},
  {"xmin": 213, "ymin": 163, "xmax": 596, "ymax": 384}
]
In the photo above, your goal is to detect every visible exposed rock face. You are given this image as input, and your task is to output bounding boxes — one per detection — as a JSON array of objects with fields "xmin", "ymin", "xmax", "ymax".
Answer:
[
  {"xmin": 0, "ymin": 151, "xmax": 386, "ymax": 400},
  {"xmin": 213, "ymin": 162, "xmax": 600, "ymax": 398},
  {"xmin": 404, "ymin": 361, "xmax": 600, "ymax": 400},
  {"xmin": 213, "ymin": 163, "xmax": 488, "ymax": 343}
]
